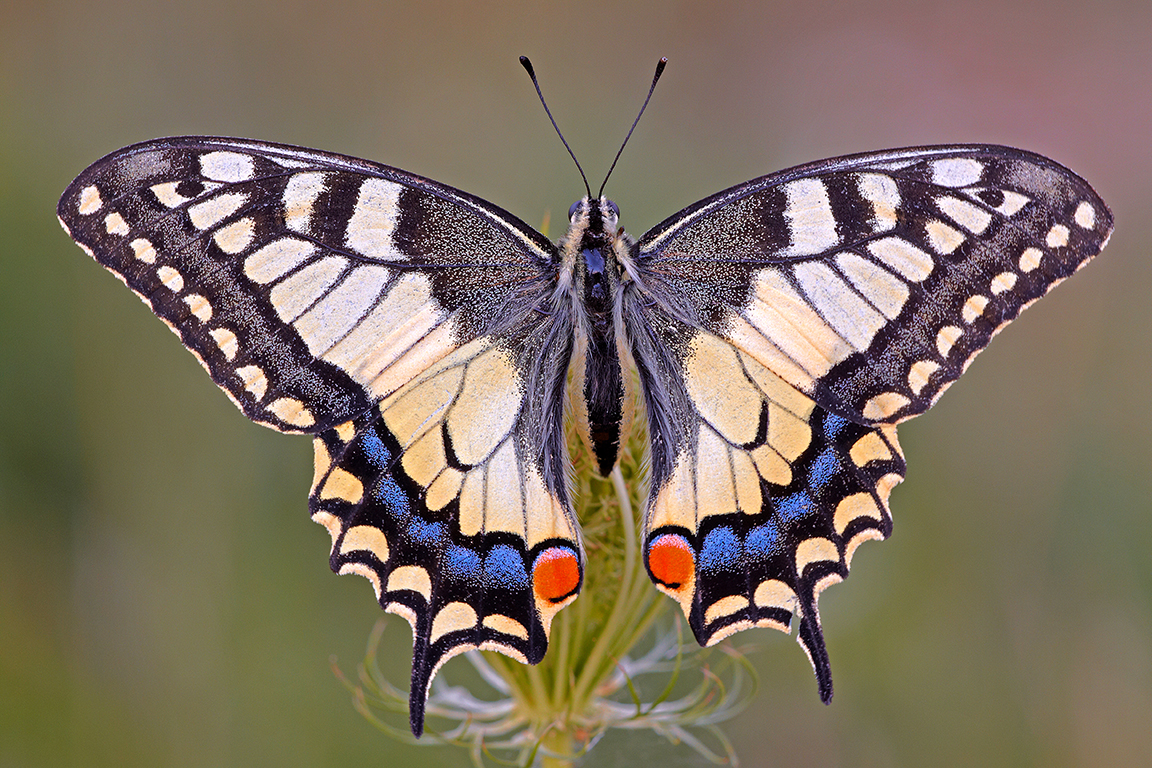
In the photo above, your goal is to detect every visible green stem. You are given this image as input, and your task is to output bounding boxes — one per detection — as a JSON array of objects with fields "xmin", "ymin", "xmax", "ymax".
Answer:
[
  {"xmin": 567, "ymin": 466, "xmax": 642, "ymax": 710},
  {"xmin": 538, "ymin": 726, "xmax": 576, "ymax": 768}
]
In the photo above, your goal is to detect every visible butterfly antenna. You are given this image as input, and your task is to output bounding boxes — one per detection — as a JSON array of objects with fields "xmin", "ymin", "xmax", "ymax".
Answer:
[
  {"xmin": 520, "ymin": 56, "xmax": 592, "ymax": 199},
  {"xmin": 598, "ymin": 57, "xmax": 667, "ymax": 198}
]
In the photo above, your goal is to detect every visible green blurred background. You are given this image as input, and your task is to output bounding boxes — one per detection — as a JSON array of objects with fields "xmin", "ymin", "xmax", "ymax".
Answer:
[{"xmin": 3, "ymin": 0, "xmax": 1150, "ymax": 765}]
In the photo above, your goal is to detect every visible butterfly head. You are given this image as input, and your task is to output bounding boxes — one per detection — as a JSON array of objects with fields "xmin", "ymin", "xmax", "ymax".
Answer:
[
  {"xmin": 567, "ymin": 196, "xmax": 620, "ymax": 233},
  {"xmin": 563, "ymin": 197, "xmax": 627, "ymax": 288}
]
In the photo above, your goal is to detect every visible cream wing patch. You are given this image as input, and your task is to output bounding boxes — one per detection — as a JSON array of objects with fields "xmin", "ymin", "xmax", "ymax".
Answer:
[
  {"xmin": 373, "ymin": 339, "xmax": 576, "ymax": 550},
  {"xmin": 651, "ymin": 330, "xmax": 821, "ymax": 531}
]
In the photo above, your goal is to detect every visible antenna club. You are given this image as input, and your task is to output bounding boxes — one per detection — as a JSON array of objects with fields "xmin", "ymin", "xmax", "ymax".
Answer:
[{"xmin": 519, "ymin": 56, "xmax": 536, "ymax": 78}]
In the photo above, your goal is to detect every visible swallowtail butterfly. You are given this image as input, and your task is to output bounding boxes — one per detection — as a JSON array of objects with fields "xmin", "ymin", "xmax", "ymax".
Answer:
[{"xmin": 58, "ymin": 62, "xmax": 1111, "ymax": 736}]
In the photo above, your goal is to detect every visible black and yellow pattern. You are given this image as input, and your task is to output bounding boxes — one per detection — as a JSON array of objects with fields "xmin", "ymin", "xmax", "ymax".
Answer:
[{"xmin": 59, "ymin": 136, "xmax": 1111, "ymax": 735}]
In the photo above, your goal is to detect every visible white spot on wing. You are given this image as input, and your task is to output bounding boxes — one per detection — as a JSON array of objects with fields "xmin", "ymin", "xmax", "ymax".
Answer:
[
  {"xmin": 994, "ymin": 190, "xmax": 1030, "ymax": 216},
  {"xmin": 793, "ymin": 261, "xmax": 885, "ymax": 352},
  {"xmin": 78, "ymin": 186, "xmax": 102, "ymax": 215},
  {"xmin": 907, "ymin": 359, "xmax": 940, "ymax": 395},
  {"xmin": 236, "ymin": 365, "xmax": 268, "ymax": 401},
  {"xmin": 862, "ymin": 391, "xmax": 910, "ymax": 421},
  {"xmin": 157, "ymin": 265, "xmax": 184, "ymax": 293},
  {"xmin": 104, "ymin": 212, "xmax": 129, "ymax": 236},
  {"xmin": 867, "ymin": 237, "xmax": 934, "ymax": 282},
  {"xmin": 130, "ymin": 238, "xmax": 157, "ymax": 263},
  {"xmin": 210, "ymin": 327, "xmax": 239, "ymax": 360},
  {"xmin": 783, "ymin": 178, "xmax": 838, "ymax": 256},
  {"xmin": 990, "ymin": 271, "xmax": 1017, "ymax": 295},
  {"xmin": 937, "ymin": 195, "xmax": 992, "ymax": 234},
  {"xmin": 345, "ymin": 178, "xmax": 405, "ymax": 260},
  {"xmin": 856, "ymin": 173, "xmax": 899, "ymax": 231},
  {"xmin": 1019, "ymin": 247, "xmax": 1042, "ymax": 272},
  {"xmin": 188, "ymin": 192, "xmax": 247, "ymax": 230},
  {"xmin": 152, "ymin": 182, "xmax": 191, "ymax": 208},
  {"xmin": 183, "ymin": 294, "xmax": 212, "ymax": 322},
  {"xmin": 1046, "ymin": 224, "xmax": 1070, "ymax": 248},
  {"xmin": 1074, "ymin": 201, "xmax": 1096, "ymax": 229},
  {"xmin": 283, "ymin": 172, "xmax": 328, "ymax": 233},
  {"xmin": 245, "ymin": 237, "xmax": 316, "ymax": 284},
  {"xmin": 962, "ymin": 295, "xmax": 989, "ymax": 323},
  {"xmin": 925, "ymin": 220, "xmax": 964, "ymax": 255},
  {"xmin": 268, "ymin": 397, "xmax": 315, "ymax": 428},
  {"xmin": 936, "ymin": 326, "xmax": 962, "ymax": 357},
  {"xmin": 200, "ymin": 151, "xmax": 255, "ymax": 182},
  {"xmin": 930, "ymin": 157, "xmax": 983, "ymax": 187},
  {"xmin": 213, "ymin": 218, "xmax": 255, "ymax": 254}
]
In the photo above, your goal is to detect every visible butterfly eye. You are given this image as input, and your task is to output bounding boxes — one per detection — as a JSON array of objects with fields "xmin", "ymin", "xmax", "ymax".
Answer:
[
  {"xmin": 605, "ymin": 200, "xmax": 620, "ymax": 220},
  {"xmin": 568, "ymin": 201, "xmax": 582, "ymax": 221}
]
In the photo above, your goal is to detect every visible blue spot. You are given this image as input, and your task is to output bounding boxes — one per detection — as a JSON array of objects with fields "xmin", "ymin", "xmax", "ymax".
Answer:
[
  {"xmin": 699, "ymin": 526, "xmax": 741, "ymax": 573},
  {"xmin": 407, "ymin": 518, "xmax": 446, "ymax": 549},
  {"xmin": 775, "ymin": 491, "xmax": 815, "ymax": 523},
  {"xmin": 443, "ymin": 545, "xmax": 482, "ymax": 582},
  {"xmin": 745, "ymin": 524, "xmax": 781, "ymax": 559},
  {"xmin": 359, "ymin": 428, "xmax": 393, "ymax": 470},
  {"xmin": 807, "ymin": 448, "xmax": 840, "ymax": 495},
  {"xmin": 484, "ymin": 545, "xmax": 528, "ymax": 591},
  {"xmin": 822, "ymin": 413, "xmax": 849, "ymax": 441},
  {"xmin": 372, "ymin": 474, "xmax": 411, "ymax": 521}
]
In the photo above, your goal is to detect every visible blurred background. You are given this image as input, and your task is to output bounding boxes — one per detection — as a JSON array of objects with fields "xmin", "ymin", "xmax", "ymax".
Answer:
[{"xmin": 2, "ymin": 0, "xmax": 1150, "ymax": 765}]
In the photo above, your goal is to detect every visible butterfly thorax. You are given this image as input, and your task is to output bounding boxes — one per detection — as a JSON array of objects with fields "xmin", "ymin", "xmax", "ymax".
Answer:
[{"xmin": 561, "ymin": 197, "xmax": 634, "ymax": 477}]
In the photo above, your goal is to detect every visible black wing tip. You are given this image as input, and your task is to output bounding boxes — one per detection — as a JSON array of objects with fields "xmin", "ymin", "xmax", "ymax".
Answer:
[
  {"xmin": 797, "ymin": 602, "xmax": 835, "ymax": 705},
  {"xmin": 408, "ymin": 650, "xmax": 431, "ymax": 738},
  {"xmin": 817, "ymin": 663, "xmax": 834, "ymax": 705},
  {"xmin": 409, "ymin": 695, "xmax": 427, "ymax": 738}
]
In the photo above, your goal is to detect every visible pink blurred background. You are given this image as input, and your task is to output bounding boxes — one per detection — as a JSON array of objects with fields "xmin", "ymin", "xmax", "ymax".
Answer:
[{"xmin": 2, "ymin": 1, "xmax": 1149, "ymax": 765}]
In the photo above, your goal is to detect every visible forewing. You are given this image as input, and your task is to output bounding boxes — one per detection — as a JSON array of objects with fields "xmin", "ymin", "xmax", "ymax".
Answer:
[
  {"xmin": 57, "ymin": 136, "xmax": 557, "ymax": 433},
  {"xmin": 635, "ymin": 145, "xmax": 1112, "ymax": 425}
]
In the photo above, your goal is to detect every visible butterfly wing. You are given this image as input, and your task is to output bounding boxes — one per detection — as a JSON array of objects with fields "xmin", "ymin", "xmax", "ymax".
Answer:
[
  {"xmin": 57, "ymin": 137, "xmax": 582, "ymax": 735},
  {"xmin": 626, "ymin": 145, "xmax": 1112, "ymax": 698}
]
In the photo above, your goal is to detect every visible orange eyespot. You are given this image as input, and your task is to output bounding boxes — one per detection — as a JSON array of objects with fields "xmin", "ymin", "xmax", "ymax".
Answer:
[
  {"xmin": 646, "ymin": 534, "xmax": 695, "ymax": 589},
  {"xmin": 532, "ymin": 547, "xmax": 581, "ymax": 603}
]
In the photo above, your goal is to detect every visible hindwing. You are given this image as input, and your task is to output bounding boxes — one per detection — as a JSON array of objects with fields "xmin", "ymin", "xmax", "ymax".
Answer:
[
  {"xmin": 626, "ymin": 306, "xmax": 905, "ymax": 698},
  {"xmin": 629, "ymin": 144, "xmax": 1111, "ymax": 698},
  {"xmin": 310, "ymin": 320, "xmax": 581, "ymax": 735}
]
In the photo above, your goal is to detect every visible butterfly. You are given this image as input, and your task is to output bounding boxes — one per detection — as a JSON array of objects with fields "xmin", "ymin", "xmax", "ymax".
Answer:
[{"xmin": 57, "ymin": 64, "xmax": 1111, "ymax": 737}]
